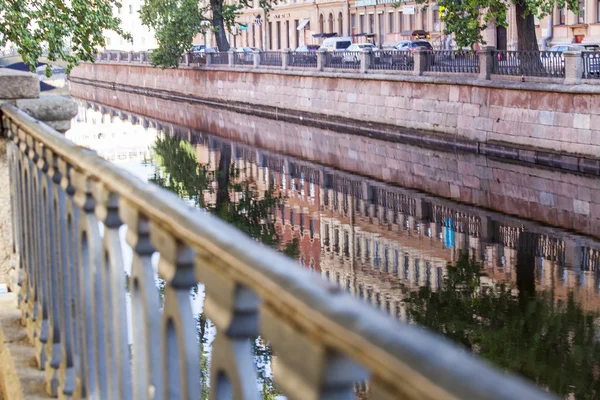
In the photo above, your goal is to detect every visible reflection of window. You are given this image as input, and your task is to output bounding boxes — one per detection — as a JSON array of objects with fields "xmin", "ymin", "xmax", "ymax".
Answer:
[
  {"xmin": 578, "ymin": 0, "xmax": 585, "ymax": 23},
  {"xmin": 559, "ymin": 7, "xmax": 566, "ymax": 25}
]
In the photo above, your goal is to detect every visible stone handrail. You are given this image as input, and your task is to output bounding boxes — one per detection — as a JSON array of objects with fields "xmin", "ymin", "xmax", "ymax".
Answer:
[
  {"xmin": 96, "ymin": 48, "xmax": 599, "ymax": 84},
  {"xmin": 1, "ymin": 102, "xmax": 555, "ymax": 399}
]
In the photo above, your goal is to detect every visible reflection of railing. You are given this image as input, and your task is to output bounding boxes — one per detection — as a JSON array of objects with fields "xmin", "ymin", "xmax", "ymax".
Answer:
[
  {"xmin": 582, "ymin": 51, "xmax": 600, "ymax": 79},
  {"xmin": 3, "ymin": 102, "xmax": 552, "ymax": 400}
]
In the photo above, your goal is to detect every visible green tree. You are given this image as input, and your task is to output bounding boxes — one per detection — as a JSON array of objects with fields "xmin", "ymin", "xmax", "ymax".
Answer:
[
  {"xmin": 0, "ymin": 0, "xmax": 130, "ymax": 75},
  {"xmin": 404, "ymin": 254, "xmax": 600, "ymax": 399},
  {"xmin": 408, "ymin": 0, "xmax": 578, "ymax": 51},
  {"xmin": 140, "ymin": 0, "xmax": 275, "ymax": 67}
]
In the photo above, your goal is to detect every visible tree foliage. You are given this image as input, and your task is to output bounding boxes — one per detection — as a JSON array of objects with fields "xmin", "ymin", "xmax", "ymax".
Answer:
[
  {"xmin": 140, "ymin": 0, "xmax": 275, "ymax": 68},
  {"xmin": 0, "ymin": 0, "xmax": 129, "ymax": 75},
  {"xmin": 406, "ymin": 0, "xmax": 579, "ymax": 50},
  {"xmin": 404, "ymin": 255, "xmax": 600, "ymax": 399}
]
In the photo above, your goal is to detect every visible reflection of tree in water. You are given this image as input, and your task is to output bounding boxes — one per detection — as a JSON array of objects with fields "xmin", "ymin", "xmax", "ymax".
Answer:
[
  {"xmin": 404, "ymin": 253, "xmax": 600, "ymax": 399},
  {"xmin": 150, "ymin": 135, "xmax": 299, "ymax": 398}
]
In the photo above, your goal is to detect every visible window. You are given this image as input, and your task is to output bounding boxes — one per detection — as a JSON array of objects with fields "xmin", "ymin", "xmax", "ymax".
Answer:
[
  {"xmin": 559, "ymin": 7, "xmax": 566, "ymax": 24},
  {"xmin": 433, "ymin": 9, "xmax": 440, "ymax": 31},
  {"xmin": 351, "ymin": 14, "xmax": 357, "ymax": 35},
  {"xmin": 285, "ymin": 20, "xmax": 290, "ymax": 48},
  {"xmin": 319, "ymin": 14, "xmax": 324, "ymax": 33},
  {"xmin": 409, "ymin": 13, "xmax": 414, "ymax": 31},
  {"xmin": 268, "ymin": 21, "xmax": 273, "ymax": 49},
  {"xmin": 369, "ymin": 13, "xmax": 375, "ymax": 33},
  {"xmin": 388, "ymin": 12, "xmax": 394, "ymax": 33},
  {"xmin": 338, "ymin": 12, "xmax": 343, "ymax": 36},
  {"xmin": 359, "ymin": 14, "xmax": 365, "ymax": 33},
  {"xmin": 129, "ymin": 4, "xmax": 133, "ymax": 14},
  {"xmin": 421, "ymin": 8, "xmax": 427, "ymax": 31},
  {"xmin": 117, "ymin": 7, "xmax": 122, "ymax": 14},
  {"xmin": 398, "ymin": 12, "xmax": 403, "ymax": 32},
  {"xmin": 294, "ymin": 20, "xmax": 299, "ymax": 48},
  {"xmin": 276, "ymin": 21, "xmax": 281, "ymax": 49},
  {"xmin": 578, "ymin": 0, "xmax": 585, "ymax": 23},
  {"xmin": 598, "ymin": 0, "xmax": 600, "ymax": 21}
]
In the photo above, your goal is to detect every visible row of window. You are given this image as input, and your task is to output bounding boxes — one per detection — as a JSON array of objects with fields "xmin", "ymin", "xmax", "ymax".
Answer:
[
  {"xmin": 349, "ymin": 10, "xmax": 439, "ymax": 36},
  {"xmin": 558, "ymin": 0, "xmax": 600, "ymax": 24}
]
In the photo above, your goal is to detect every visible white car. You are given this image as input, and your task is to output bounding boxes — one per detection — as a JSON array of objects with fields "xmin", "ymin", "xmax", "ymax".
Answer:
[
  {"xmin": 234, "ymin": 47, "xmax": 256, "ymax": 63},
  {"xmin": 342, "ymin": 43, "xmax": 377, "ymax": 63}
]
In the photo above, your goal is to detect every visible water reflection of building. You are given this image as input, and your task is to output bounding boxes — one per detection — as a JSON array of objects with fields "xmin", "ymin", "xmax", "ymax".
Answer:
[
  {"xmin": 72, "ymin": 100, "xmax": 600, "ymax": 318},
  {"xmin": 68, "ymin": 103, "xmax": 157, "ymax": 163}
]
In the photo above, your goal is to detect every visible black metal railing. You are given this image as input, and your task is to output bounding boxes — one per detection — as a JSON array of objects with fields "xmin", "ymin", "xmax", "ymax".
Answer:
[
  {"xmin": 370, "ymin": 50, "xmax": 413, "ymax": 71},
  {"xmin": 131, "ymin": 52, "xmax": 140, "ymax": 62},
  {"xmin": 326, "ymin": 51, "xmax": 361, "ymax": 69},
  {"xmin": 109, "ymin": 52, "xmax": 118, "ymax": 61},
  {"xmin": 290, "ymin": 51, "xmax": 318, "ymax": 68},
  {"xmin": 427, "ymin": 50, "xmax": 480, "ymax": 73},
  {"xmin": 190, "ymin": 52, "xmax": 206, "ymax": 65},
  {"xmin": 494, "ymin": 50, "xmax": 564, "ymax": 78},
  {"xmin": 210, "ymin": 52, "xmax": 229, "ymax": 65},
  {"xmin": 234, "ymin": 52, "xmax": 254, "ymax": 66},
  {"xmin": 260, "ymin": 51, "xmax": 282, "ymax": 67},
  {"xmin": 583, "ymin": 51, "xmax": 600, "ymax": 79}
]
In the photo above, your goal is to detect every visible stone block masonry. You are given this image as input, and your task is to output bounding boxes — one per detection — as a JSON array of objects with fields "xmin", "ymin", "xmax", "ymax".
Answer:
[{"xmin": 71, "ymin": 63, "xmax": 600, "ymax": 163}]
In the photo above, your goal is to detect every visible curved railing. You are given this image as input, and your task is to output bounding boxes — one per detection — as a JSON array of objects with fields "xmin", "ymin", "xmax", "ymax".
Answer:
[{"xmin": 1, "ymin": 103, "xmax": 555, "ymax": 400}]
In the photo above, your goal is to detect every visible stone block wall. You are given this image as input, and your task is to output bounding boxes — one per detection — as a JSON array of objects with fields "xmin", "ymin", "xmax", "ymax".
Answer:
[
  {"xmin": 71, "ymin": 63, "xmax": 600, "ymax": 160},
  {"xmin": 70, "ymin": 82, "xmax": 600, "ymax": 238}
]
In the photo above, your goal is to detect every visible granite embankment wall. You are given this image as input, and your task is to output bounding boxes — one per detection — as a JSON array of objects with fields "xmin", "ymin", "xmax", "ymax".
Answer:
[
  {"xmin": 70, "ymin": 62, "xmax": 600, "ymax": 163},
  {"xmin": 70, "ymin": 82, "xmax": 600, "ymax": 238}
]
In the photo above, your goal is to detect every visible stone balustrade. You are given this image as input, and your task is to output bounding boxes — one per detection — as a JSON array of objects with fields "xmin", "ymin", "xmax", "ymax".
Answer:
[{"xmin": 0, "ymin": 97, "xmax": 557, "ymax": 399}]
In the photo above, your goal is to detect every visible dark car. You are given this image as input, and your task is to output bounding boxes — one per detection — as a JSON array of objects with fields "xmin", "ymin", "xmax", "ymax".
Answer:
[
  {"xmin": 395, "ymin": 40, "xmax": 433, "ymax": 51},
  {"xmin": 292, "ymin": 45, "xmax": 320, "ymax": 65}
]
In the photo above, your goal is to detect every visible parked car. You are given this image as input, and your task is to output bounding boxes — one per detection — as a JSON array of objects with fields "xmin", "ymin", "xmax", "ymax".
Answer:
[
  {"xmin": 342, "ymin": 43, "xmax": 377, "ymax": 63},
  {"xmin": 292, "ymin": 44, "xmax": 320, "ymax": 64},
  {"xmin": 548, "ymin": 44, "xmax": 585, "ymax": 52},
  {"xmin": 395, "ymin": 40, "xmax": 433, "ymax": 51},
  {"xmin": 191, "ymin": 44, "xmax": 205, "ymax": 53},
  {"xmin": 319, "ymin": 37, "xmax": 352, "ymax": 52}
]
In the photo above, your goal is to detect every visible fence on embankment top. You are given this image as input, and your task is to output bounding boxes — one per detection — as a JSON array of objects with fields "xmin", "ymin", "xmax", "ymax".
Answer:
[
  {"xmin": 96, "ymin": 48, "xmax": 600, "ymax": 84},
  {"xmin": 0, "ymin": 100, "xmax": 556, "ymax": 400}
]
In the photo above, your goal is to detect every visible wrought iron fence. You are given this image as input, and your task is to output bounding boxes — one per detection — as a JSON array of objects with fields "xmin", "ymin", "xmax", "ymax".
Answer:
[
  {"xmin": 260, "ymin": 51, "xmax": 282, "ymax": 67},
  {"xmin": 189, "ymin": 52, "xmax": 206, "ymax": 65},
  {"xmin": 290, "ymin": 51, "xmax": 318, "ymax": 68},
  {"xmin": 1, "ymin": 102, "xmax": 552, "ymax": 400},
  {"xmin": 370, "ymin": 50, "xmax": 413, "ymax": 71},
  {"xmin": 494, "ymin": 50, "xmax": 564, "ymax": 78},
  {"xmin": 131, "ymin": 52, "xmax": 140, "ymax": 62},
  {"xmin": 109, "ymin": 51, "xmax": 118, "ymax": 61},
  {"xmin": 325, "ymin": 51, "xmax": 361, "ymax": 69},
  {"xmin": 583, "ymin": 51, "xmax": 600, "ymax": 79},
  {"xmin": 210, "ymin": 51, "xmax": 229, "ymax": 65},
  {"xmin": 234, "ymin": 51, "xmax": 254, "ymax": 66},
  {"xmin": 426, "ymin": 50, "xmax": 480, "ymax": 74}
]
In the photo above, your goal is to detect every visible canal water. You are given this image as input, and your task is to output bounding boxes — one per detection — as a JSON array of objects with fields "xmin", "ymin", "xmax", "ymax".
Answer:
[{"xmin": 68, "ymin": 95, "xmax": 600, "ymax": 399}]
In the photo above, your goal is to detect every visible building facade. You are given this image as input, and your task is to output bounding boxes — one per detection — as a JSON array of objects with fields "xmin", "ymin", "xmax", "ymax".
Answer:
[
  {"xmin": 536, "ymin": 0, "xmax": 600, "ymax": 46},
  {"xmin": 104, "ymin": 0, "xmax": 158, "ymax": 51}
]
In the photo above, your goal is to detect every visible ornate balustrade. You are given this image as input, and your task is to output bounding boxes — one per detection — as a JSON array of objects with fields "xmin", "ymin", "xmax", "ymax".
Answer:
[{"xmin": 2, "ymin": 103, "xmax": 554, "ymax": 400}]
